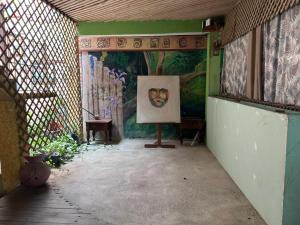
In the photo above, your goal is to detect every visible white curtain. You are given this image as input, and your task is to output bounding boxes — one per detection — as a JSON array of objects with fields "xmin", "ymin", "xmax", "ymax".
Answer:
[
  {"xmin": 263, "ymin": 5, "xmax": 300, "ymax": 105},
  {"xmin": 221, "ymin": 33, "xmax": 250, "ymax": 96}
]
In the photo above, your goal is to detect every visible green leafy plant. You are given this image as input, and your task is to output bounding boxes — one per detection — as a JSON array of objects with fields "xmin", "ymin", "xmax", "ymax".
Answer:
[
  {"xmin": 30, "ymin": 133, "xmax": 80, "ymax": 167},
  {"xmin": 44, "ymin": 134, "xmax": 78, "ymax": 159}
]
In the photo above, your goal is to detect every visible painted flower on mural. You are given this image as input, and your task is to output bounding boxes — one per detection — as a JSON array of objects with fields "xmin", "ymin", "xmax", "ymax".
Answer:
[
  {"xmin": 109, "ymin": 68, "xmax": 127, "ymax": 84},
  {"xmin": 101, "ymin": 108, "xmax": 112, "ymax": 118},
  {"xmin": 107, "ymin": 96, "xmax": 118, "ymax": 108},
  {"xmin": 100, "ymin": 96, "xmax": 119, "ymax": 118}
]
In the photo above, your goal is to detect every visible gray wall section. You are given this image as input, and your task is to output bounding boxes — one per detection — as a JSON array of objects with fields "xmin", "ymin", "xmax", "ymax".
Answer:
[
  {"xmin": 207, "ymin": 97, "xmax": 288, "ymax": 225},
  {"xmin": 283, "ymin": 115, "xmax": 300, "ymax": 225}
]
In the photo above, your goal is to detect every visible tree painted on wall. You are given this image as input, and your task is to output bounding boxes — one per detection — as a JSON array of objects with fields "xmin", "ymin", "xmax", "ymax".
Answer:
[{"xmin": 85, "ymin": 50, "xmax": 206, "ymax": 138}]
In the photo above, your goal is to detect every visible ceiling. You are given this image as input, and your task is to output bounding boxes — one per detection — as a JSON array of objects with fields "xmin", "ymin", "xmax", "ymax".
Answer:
[{"xmin": 47, "ymin": 0, "xmax": 240, "ymax": 22}]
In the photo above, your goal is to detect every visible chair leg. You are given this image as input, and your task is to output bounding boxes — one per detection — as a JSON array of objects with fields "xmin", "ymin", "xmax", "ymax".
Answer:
[
  {"xmin": 87, "ymin": 130, "xmax": 90, "ymax": 145},
  {"xmin": 191, "ymin": 131, "xmax": 200, "ymax": 146},
  {"xmin": 92, "ymin": 130, "xmax": 96, "ymax": 141}
]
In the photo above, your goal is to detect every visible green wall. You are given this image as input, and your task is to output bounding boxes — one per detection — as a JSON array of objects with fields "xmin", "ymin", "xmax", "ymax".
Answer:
[
  {"xmin": 205, "ymin": 32, "xmax": 222, "ymax": 120},
  {"xmin": 207, "ymin": 97, "xmax": 287, "ymax": 225},
  {"xmin": 78, "ymin": 20, "xmax": 203, "ymax": 35},
  {"xmin": 207, "ymin": 97, "xmax": 300, "ymax": 225},
  {"xmin": 207, "ymin": 32, "xmax": 221, "ymax": 96},
  {"xmin": 283, "ymin": 115, "xmax": 300, "ymax": 225}
]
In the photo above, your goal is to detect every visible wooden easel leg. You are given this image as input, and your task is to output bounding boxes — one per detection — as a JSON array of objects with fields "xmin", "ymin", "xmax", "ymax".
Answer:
[
  {"xmin": 157, "ymin": 123, "xmax": 162, "ymax": 145},
  {"xmin": 144, "ymin": 124, "xmax": 175, "ymax": 148}
]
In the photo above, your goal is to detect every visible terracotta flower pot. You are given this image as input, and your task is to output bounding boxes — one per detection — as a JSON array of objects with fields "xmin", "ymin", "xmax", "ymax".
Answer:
[{"xmin": 20, "ymin": 154, "xmax": 51, "ymax": 187}]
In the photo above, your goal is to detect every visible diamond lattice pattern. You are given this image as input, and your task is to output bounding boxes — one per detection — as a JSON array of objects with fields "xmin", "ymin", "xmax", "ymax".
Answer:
[{"xmin": 0, "ymin": 0, "xmax": 81, "ymax": 153}]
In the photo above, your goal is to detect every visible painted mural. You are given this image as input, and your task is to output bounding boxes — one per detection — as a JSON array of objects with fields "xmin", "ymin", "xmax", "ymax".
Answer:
[{"xmin": 81, "ymin": 50, "xmax": 206, "ymax": 138}]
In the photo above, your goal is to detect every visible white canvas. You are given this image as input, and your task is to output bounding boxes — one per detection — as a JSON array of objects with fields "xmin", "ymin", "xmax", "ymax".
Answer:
[{"xmin": 137, "ymin": 75, "xmax": 181, "ymax": 123}]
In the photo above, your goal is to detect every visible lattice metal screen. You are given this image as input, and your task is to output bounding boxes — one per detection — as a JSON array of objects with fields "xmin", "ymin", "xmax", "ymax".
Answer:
[
  {"xmin": 0, "ymin": 0, "xmax": 82, "ymax": 153},
  {"xmin": 222, "ymin": 0, "xmax": 299, "ymax": 45}
]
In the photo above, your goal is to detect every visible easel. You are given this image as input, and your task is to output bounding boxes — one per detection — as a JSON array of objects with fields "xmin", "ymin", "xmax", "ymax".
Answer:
[{"xmin": 144, "ymin": 124, "xmax": 175, "ymax": 148}]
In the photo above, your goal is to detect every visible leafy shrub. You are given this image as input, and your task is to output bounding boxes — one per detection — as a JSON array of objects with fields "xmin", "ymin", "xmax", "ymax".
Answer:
[{"xmin": 30, "ymin": 133, "xmax": 80, "ymax": 167}]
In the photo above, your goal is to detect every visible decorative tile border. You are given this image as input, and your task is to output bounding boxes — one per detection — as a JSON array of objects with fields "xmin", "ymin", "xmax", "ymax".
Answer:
[{"xmin": 79, "ymin": 35, "xmax": 207, "ymax": 51}]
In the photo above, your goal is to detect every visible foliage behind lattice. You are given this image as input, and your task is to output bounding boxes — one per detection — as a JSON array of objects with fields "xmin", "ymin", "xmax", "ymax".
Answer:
[{"xmin": 0, "ymin": 0, "xmax": 81, "ymax": 153}]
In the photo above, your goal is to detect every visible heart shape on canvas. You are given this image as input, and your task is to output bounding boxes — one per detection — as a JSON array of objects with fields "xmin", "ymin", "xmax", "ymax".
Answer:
[{"xmin": 148, "ymin": 88, "xmax": 169, "ymax": 108}]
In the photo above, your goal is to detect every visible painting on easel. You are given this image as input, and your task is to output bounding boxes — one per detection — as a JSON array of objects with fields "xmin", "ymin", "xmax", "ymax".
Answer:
[
  {"xmin": 137, "ymin": 76, "xmax": 180, "ymax": 148},
  {"xmin": 137, "ymin": 76, "xmax": 181, "ymax": 124}
]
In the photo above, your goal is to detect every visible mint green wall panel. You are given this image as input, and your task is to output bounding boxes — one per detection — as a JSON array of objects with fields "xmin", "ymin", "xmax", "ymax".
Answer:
[
  {"xmin": 283, "ymin": 115, "xmax": 300, "ymax": 225},
  {"xmin": 207, "ymin": 97, "xmax": 288, "ymax": 225}
]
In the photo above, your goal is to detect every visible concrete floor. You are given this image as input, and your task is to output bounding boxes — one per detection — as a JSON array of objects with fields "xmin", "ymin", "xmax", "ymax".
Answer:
[{"xmin": 54, "ymin": 139, "xmax": 267, "ymax": 225}]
